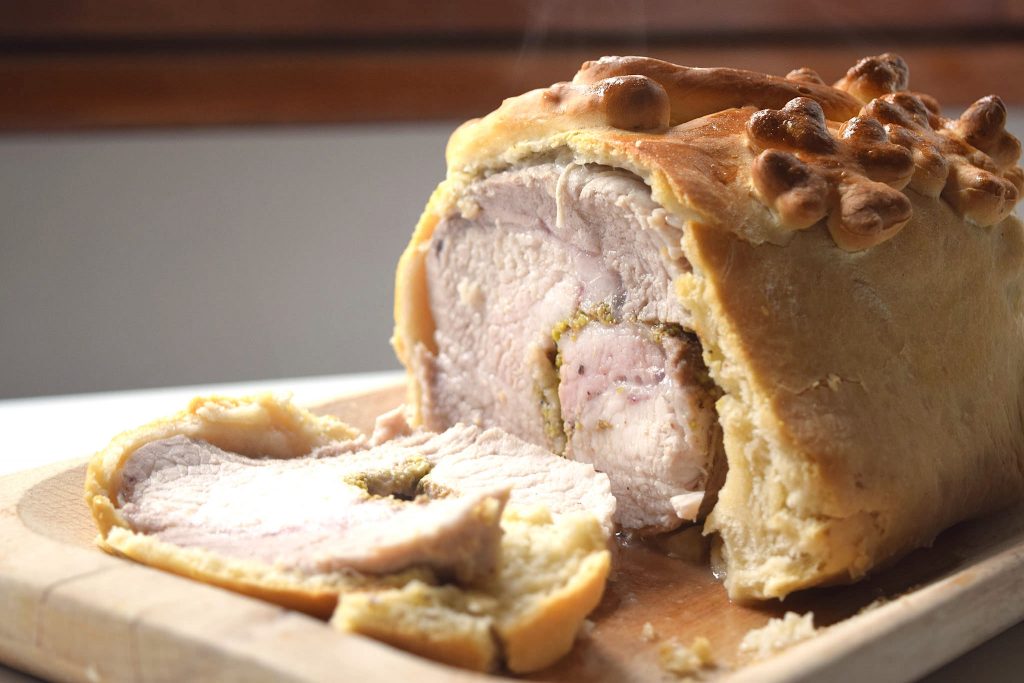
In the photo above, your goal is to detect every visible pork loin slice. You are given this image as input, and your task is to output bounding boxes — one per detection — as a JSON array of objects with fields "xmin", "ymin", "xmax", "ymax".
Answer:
[
  {"xmin": 89, "ymin": 395, "xmax": 613, "ymax": 672},
  {"xmin": 118, "ymin": 422, "xmax": 615, "ymax": 583},
  {"xmin": 417, "ymin": 428, "xmax": 616, "ymax": 534},
  {"xmin": 119, "ymin": 434, "xmax": 507, "ymax": 583},
  {"xmin": 421, "ymin": 161, "xmax": 720, "ymax": 531},
  {"xmin": 312, "ymin": 421, "xmax": 617, "ymax": 534}
]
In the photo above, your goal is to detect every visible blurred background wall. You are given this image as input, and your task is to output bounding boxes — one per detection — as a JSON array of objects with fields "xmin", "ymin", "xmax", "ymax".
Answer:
[{"xmin": 1, "ymin": 0, "xmax": 1023, "ymax": 398}]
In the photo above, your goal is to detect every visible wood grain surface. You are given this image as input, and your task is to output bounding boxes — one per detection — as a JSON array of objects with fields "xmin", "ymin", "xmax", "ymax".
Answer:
[{"xmin": 1, "ymin": 382, "xmax": 1023, "ymax": 682}]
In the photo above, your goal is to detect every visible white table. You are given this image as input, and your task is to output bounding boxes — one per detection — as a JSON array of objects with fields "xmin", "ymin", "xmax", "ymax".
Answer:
[{"xmin": 0, "ymin": 372, "xmax": 1021, "ymax": 682}]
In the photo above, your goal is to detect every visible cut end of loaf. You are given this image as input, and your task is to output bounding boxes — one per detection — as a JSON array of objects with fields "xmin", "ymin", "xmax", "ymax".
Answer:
[{"xmin": 395, "ymin": 52, "xmax": 1024, "ymax": 604}]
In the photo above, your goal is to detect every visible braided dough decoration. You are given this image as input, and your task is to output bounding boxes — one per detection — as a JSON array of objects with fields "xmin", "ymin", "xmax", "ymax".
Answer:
[{"xmin": 440, "ymin": 53, "xmax": 1019, "ymax": 254}]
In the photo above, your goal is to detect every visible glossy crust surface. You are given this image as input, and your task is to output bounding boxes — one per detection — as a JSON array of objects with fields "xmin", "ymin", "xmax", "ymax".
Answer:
[{"xmin": 393, "ymin": 54, "xmax": 1024, "ymax": 599}]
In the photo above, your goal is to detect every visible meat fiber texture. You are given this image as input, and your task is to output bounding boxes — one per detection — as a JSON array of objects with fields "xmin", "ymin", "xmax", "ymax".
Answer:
[{"xmin": 415, "ymin": 162, "xmax": 721, "ymax": 533}]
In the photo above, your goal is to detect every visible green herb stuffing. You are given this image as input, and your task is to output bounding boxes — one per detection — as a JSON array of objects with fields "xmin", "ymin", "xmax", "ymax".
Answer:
[
  {"xmin": 535, "ymin": 348, "xmax": 567, "ymax": 454},
  {"xmin": 343, "ymin": 455, "xmax": 433, "ymax": 500},
  {"xmin": 551, "ymin": 302, "xmax": 619, "ymax": 345}
]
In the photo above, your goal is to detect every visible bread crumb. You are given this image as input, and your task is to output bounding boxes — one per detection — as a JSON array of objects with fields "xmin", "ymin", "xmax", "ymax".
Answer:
[
  {"xmin": 641, "ymin": 621, "xmax": 657, "ymax": 642},
  {"xmin": 580, "ymin": 619, "xmax": 596, "ymax": 637},
  {"xmin": 659, "ymin": 636, "xmax": 715, "ymax": 677},
  {"xmin": 739, "ymin": 612, "xmax": 817, "ymax": 659},
  {"xmin": 856, "ymin": 597, "xmax": 889, "ymax": 615},
  {"xmin": 457, "ymin": 197, "xmax": 482, "ymax": 219}
]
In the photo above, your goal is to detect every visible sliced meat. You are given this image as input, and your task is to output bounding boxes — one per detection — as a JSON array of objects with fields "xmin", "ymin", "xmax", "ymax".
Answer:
[
  {"xmin": 119, "ymin": 434, "xmax": 507, "ymax": 583},
  {"xmin": 557, "ymin": 322, "xmax": 718, "ymax": 530},
  {"xmin": 117, "ymin": 423, "xmax": 615, "ymax": 583},
  {"xmin": 418, "ymin": 427, "xmax": 616, "ymax": 534},
  {"xmin": 421, "ymin": 161, "xmax": 720, "ymax": 531},
  {"xmin": 313, "ymin": 421, "xmax": 616, "ymax": 534},
  {"xmin": 423, "ymin": 162, "xmax": 690, "ymax": 449}
]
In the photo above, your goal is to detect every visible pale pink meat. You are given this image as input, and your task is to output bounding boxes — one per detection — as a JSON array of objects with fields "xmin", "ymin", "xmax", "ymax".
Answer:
[
  {"xmin": 313, "ymin": 422, "xmax": 616, "ymax": 534},
  {"xmin": 119, "ymin": 435, "xmax": 506, "ymax": 581},
  {"xmin": 118, "ymin": 423, "xmax": 616, "ymax": 580},
  {"xmin": 557, "ymin": 324, "xmax": 716, "ymax": 530},
  {"xmin": 420, "ymin": 161, "xmax": 721, "ymax": 531}
]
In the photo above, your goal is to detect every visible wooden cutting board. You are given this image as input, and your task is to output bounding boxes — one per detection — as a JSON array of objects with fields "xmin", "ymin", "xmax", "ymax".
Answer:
[{"xmin": 2, "ymin": 381, "xmax": 1023, "ymax": 683}]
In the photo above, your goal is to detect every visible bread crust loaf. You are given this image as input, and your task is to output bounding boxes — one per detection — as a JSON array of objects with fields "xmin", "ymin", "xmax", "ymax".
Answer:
[{"xmin": 393, "ymin": 54, "xmax": 1024, "ymax": 599}]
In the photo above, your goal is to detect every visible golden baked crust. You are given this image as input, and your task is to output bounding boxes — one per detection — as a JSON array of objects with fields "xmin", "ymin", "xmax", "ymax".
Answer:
[
  {"xmin": 333, "ymin": 508, "xmax": 611, "ymax": 674},
  {"xmin": 393, "ymin": 54, "xmax": 1024, "ymax": 599},
  {"xmin": 85, "ymin": 395, "xmax": 611, "ymax": 671}
]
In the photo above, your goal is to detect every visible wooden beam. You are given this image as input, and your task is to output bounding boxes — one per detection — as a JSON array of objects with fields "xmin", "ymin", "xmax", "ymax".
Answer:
[
  {"xmin": 1, "ymin": 43, "xmax": 1022, "ymax": 131},
  {"xmin": 0, "ymin": 1, "xmax": 1016, "ymax": 40}
]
